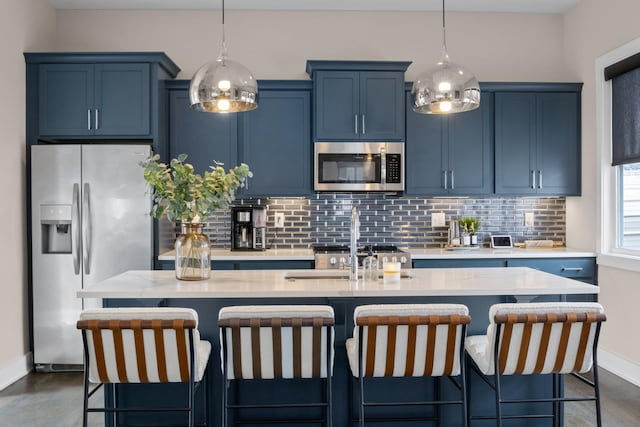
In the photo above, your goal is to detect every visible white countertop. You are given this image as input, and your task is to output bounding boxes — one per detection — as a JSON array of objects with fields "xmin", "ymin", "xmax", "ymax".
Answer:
[
  {"xmin": 158, "ymin": 247, "xmax": 595, "ymax": 262},
  {"xmin": 77, "ymin": 267, "xmax": 598, "ymax": 299}
]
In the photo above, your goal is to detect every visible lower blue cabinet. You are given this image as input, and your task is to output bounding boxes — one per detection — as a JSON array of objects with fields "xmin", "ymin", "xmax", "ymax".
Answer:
[{"xmin": 157, "ymin": 259, "xmax": 313, "ymax": 270}]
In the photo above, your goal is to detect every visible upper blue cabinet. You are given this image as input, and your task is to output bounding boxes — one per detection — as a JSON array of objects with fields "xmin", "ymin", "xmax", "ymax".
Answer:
[
  {"xmin": 306, "ymin": 61, "xmax": 411, "ymax": 141},
  {"xmin": 25, "ymin": 52, "xmax": 179, "ymax": 140},
  {"xmin": 239, "ymin": 86, "xmax": 312, "ymax": 197},
  {"xmin": 405, "ymin": 90, "xmax": 494, "ymax": 196},
  {"xmin": 493, "ymin": 84, "xmax": 582, "ymax": 196}
]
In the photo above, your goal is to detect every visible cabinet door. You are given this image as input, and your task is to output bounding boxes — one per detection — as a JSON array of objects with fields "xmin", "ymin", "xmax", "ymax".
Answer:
[
  {"xmin": 536, "ymin": 92, "xmax": 580, "ymax": 195},
  {"xmin": 94, "ymin": 63, "xmax": 150, "ymax": 136},
  {"xmin": 313, "ymin": 71, "xmax": 359, "ymax": 140},
  {"xmin": 494, "ymin": 92, "xmax": 538, "ymax": 195},
  {"xmin": 240, "ymin": 90, "xmax": 311, "ymax": 196},
  {"xmin": 38, "ymin": 64, "xmax": 94, "ymax": 136},
  {"xmin": 448, "ymin": 92, "xmax": 494, "ymax": 195},
  {"xmin": 405, "ymin": 93, "xmax": 448, "ymax": 196},
  {"xmin": 168, "ymin": 90, "xmax": 238, "ymax": 174},
  {"xmin": 359, "ymin": 71, "xmax": 405, "ymax": 141}
]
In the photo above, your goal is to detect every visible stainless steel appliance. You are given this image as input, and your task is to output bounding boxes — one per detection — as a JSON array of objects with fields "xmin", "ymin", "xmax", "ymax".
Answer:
[
  {"xmin": 31, "ymin": 144, "xmax": 152, "ymax": 370},
  {"xmin": 231, "ymin": 206, "xmax": 267, "ymax": 250},
  {"xmin": 314, "ymin": 142, "xmax": 404, "ymax": 192},
  {"xmin": 313, "ymin": 245, "xmax": 411, "ymax": 269}
]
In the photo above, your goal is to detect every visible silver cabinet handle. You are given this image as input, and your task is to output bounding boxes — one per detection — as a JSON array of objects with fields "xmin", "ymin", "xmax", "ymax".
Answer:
[
  {"xmin": 95, "ymin": 109, "xmax": 99, "ymax": 130},
  {"xmin": 450, "ymin": 170, "xmax": 455, "ymax": 190},
  {"xmin": 82, "ymin": 183, "xmax": 92, "ymax": 275},
  {"xmin": 87, "ymin": 110, "xmax": 91, "ymax": 130},
  {"xmin": 72, "ymin": 183, "xmax": 81, "ymax": 275},
  {"xmin": 538, "ymin": 170, "xmax": 543, "ymax": 189},
  {"xmin": 443, "ymin": 170, "xmax": 448, "ymax": 189},
  {"xmin": 362, "ymin": 114, "xmax": 366, "ymax": 134},
  {"xmin": 354, "ymin": 114, "xmax": 358, "ymax": 135},
  {"xmin": 561, "ymin": 267, "xmax": 584, "ymax": 272},
  {"xmin": 531, "ymin": 170, "xmax": 536, "ymax": 189}
]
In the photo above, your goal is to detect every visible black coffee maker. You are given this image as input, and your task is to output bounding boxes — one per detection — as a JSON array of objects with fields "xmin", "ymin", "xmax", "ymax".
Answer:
[{"xmin": 231, "ymin": 206, "xmax": 267, "ymax": 251}]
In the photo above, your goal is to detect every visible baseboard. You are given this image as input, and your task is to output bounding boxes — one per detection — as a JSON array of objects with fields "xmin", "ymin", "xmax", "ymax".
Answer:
[
  {"xmin": 598, "ymin": 348, "xmax": 640, "ymax": 388},
  {"xmin": 0, "ymin": 352, "xmax": 33, "ymax": 391}
]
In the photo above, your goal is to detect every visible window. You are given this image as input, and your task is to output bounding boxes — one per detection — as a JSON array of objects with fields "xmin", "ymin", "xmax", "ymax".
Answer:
[{"xmin": 620, "ymin": 163, "xmax": 640, "ymax": 250}]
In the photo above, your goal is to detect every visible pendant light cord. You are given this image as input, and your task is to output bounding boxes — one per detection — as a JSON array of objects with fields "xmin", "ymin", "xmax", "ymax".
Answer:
[
  {"xmin": 441, "ymin": 0, "xmax": 447, "ymax": 52},
  {"xmin": 219, "ymin": 0, "xmax": 227, "ymax": 59}
]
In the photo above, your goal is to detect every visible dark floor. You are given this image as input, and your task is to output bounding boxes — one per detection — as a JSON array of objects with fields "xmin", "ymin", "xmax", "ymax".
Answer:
[{"xmin": 0, "ymin": 368, "xmax": 639, "ymax": 426}]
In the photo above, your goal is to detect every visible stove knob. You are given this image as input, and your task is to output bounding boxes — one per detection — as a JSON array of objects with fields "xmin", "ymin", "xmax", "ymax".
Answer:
[
  {"xmin": 391, "ymin": 256, "xmax": 398, "ymax": 263},
  {"xmin": 339, "ymin": 257, "xmax": 346, "ymax": 265},
  {"xmin": 381, "ymin": 256, "xmax": 389, "ymax": 264},
  {"xmin": 400, "ymin": 256, "xmax": 408, "ymax": 265},
  {"xmin": 329, "ymin": 257, "xmax": 337, "ymax": 266}
]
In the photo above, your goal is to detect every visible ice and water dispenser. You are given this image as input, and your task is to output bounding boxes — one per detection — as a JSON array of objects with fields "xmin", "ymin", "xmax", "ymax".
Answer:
[{"xmin": 40, "ymin": 204, "xmax": 72, "ymax": 254}]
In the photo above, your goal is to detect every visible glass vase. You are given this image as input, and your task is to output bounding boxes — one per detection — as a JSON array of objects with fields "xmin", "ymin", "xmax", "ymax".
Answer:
[{"xmin": 175, "ymin": 223, "xmax": 210, "ymax": 281}]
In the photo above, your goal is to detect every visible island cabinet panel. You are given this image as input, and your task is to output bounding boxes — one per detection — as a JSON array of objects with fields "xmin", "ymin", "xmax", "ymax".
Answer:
[
  {"xmin": 38, "ymin": 63, "xmax": 151, "ymax": 137},
  {"xmin": 413, "ymin": 258, "xmax": 507, "ymax": 268},
  {"xmin": 168, "ymin": 89, "xmax": 238, "ymax": 174},
  {"xmin": 239, "ymin": 89, "xmax": 312, "ymax": 197},
  {"xmin": 313, "ymin": 70, "xmax": 405, "ymax": 141},
  {"xmin": 494, "ymin": 88, "xmax": 581, "ymax": 196},
  {"xmin": 405, "ymin": 92, "xmax": 494, "ymax": 196}
]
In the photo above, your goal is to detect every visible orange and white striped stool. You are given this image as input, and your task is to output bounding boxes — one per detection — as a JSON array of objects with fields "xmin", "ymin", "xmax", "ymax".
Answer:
[
  {"xmin": 218, "ymin": 305, "xmax": 335, "ymax": 426},
  {"xmin": 346, "ymin": 304, "xmax": 471, "ymax": 427},
  {"xmin": 464, "ymin": 302, "xmax": 607, "ymax": 427},
  {"xmin": 76, "ymin": 307, "xmax": 211, "ymax": 427}
]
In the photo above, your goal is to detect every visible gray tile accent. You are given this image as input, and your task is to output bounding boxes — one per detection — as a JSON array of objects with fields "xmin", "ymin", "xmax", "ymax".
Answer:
[{"xmin": 166, "ymin": 194, "xmax": 566, "ymax": 249}]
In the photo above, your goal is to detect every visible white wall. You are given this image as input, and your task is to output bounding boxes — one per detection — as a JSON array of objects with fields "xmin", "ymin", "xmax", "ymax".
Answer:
[
  {"xmin": 0, "ymin": 0, "xmax": 55, "ymax": 389},
  {"xmin": 564, "ymin": 0, "xmax": 640, "ymax": 385},
  {"xmin": 54, "ymin": 10, "xmax": 572, "ymax": 82}
]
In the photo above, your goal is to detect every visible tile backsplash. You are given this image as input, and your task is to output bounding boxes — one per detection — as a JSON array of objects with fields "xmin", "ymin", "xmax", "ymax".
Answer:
[{"xmin": 166, "ymin": 194, "xmax": 566, "ymax": 250}]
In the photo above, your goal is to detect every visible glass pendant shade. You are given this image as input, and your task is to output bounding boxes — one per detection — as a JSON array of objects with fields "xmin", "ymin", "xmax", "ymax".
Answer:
[
  {"xmin": 189, "ymin": 58, "xmax": 258, "ymax": 113},
  {"xmin": 411, "ymin": 0, "xmax": 479, "ymax": 114},
  {"xmin": 411, "ymin": 57, "xmax": 480, "ymax": 114},
  {"xmin": 189, "ymin": 0, "xmax": 258, "ymax": 113}
]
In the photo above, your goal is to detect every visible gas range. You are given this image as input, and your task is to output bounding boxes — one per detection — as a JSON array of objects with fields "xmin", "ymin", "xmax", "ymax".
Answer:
[{"xmin": 313, "ymin": 245, "xmax": 411, "ymax": 269}]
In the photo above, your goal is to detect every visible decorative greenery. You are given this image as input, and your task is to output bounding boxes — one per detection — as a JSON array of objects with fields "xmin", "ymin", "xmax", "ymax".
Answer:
[
  {"xmin": 459, "ymin": 217, "xmax": 480, "ymax": 234},
  {"xmin": 140, "ymin": 153, "xmax": 252, "ymax": 223}
]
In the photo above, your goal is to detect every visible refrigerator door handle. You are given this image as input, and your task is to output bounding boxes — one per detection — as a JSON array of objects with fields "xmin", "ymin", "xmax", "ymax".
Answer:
[
  {"xmin": 82, "ymin": 183, "xmax": 92, "ymax": 275},
  {"xmin": 72, "ymin": 183, "xmax": 81, "ymax": 275}
]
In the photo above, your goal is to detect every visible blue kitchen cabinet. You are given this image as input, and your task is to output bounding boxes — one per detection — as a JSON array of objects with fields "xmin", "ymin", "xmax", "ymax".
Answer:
[
  {"xmin": 239, "ymin": 88, "xmax": 312, "ymax": 197},
  {"xmin": 306, "ymin": 61, "xmax": 411, "ymax": 141},
  {"xmin": 168, "ymin": 88, "xmax": 238, "ymax": 174},
  {"xmin": 405, "ymin": 91, "xmax": 494, "ymax": 196},
  {"xmin": 494, "ymin": 87, "xmax": 581, "ymax": 196},
  {"xmin": 26, "ymin": 52, "xmax": 179, "ymax": 141},
  {"xmin": 157, "ymin": 259, "xmax": 313, "ymax": 270},
  {"xmin": 38, "ymin": 63, "xmax": 150, "ymax": 137}
]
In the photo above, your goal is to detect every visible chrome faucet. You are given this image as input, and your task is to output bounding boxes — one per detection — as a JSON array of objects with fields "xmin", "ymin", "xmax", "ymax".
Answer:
[{"xmin": 350, "ymin": 206, "xmax": 360, "ymax": 282}]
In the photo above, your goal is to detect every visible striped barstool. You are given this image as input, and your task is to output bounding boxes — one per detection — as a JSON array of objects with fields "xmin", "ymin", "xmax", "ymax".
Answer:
[
  {"xmin": 76, "ymin": 307, "xmax": 211, "ymax": 427},
  {"xmin": 465, "ymin": 302, "xmax": 607, "ymax": 427},
  {"xmin": 218, "ymin": 305, "xmax": 335, "ymax": 426},
  {"xmin": 346, "ymin": 304, "xmax": 471, "ymax": 426}
]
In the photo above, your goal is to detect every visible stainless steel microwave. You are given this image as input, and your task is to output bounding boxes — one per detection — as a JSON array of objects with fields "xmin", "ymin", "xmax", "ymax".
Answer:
[{"xmin": 314, "ymin": 142, "xmax": 404, "ymax": 192}]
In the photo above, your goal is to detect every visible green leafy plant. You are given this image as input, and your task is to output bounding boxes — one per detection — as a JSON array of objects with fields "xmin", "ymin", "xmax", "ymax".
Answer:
[
  {"xmin": 459, "ymin": 217, "xmax": 480, "ymax": 234},
  {"xmin": 140, "ymin": 153, "xmax": 252, "ymax": 223}
]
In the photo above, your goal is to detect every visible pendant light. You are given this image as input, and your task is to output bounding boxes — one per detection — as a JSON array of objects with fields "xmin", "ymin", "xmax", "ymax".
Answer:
[
  {"xmin": 411, "ymin": 0, "xmax": 479, "ymax": 114},
  {"xmin": 189, "ymin": 0, "xmax": 258, "ymax": 113}
]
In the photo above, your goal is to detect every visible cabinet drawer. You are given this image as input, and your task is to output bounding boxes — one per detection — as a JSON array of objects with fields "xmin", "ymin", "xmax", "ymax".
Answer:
[{"xmin": 507, "ymin": 258, "xmax": 595, "ymax": 280}]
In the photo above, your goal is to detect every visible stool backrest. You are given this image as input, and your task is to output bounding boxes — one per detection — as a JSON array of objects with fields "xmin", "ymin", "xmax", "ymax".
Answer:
[
  {"xmin": 218, "ymin": 305, "xmax": 335, "ymax": 380},
  {"xmin": 77, "ymin": 308, "xmax": 200, "ymax": 384},
  {"xmin": 353, "ymin": 304, "xmax": 470, "ymax": 377},
  {"xmin": 487, "ymin": 303, "xmax": 606, "ymax": 375}
]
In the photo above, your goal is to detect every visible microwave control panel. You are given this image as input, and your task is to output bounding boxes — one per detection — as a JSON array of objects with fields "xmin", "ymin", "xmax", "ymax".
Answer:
[{"xmin": 386, "ymin": 154, "xmax": 402, "ymax": 183}]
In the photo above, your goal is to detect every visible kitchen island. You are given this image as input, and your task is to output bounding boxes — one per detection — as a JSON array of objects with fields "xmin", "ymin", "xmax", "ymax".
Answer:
[{"xmin": 78, "ymin": 268, "xmax": 598, "ymax": 427}]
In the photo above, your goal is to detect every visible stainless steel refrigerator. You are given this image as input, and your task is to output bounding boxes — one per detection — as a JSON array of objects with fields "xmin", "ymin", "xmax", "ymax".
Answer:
[{"xmin": 31, "ymin": 144, "xmax": 152, "ymax": 370}]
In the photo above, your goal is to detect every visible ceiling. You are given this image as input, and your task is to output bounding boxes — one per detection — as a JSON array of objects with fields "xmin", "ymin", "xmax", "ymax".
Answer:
[{"xmin": 48, "ymin": 0, "xmax": 580, "ymax": 14}]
